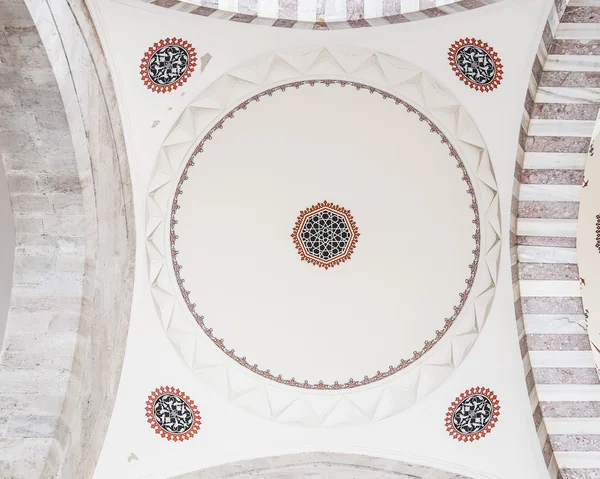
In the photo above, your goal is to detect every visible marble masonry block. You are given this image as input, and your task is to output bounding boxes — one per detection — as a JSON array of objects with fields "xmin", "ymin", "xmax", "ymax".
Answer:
[
  {"xmin": 526, "ymin": 334, "xmax": 591, "ymax": 351},
  {"xmin": 518, "ymin": 201, "xmax": 580, "ymax": 219},
  {"xmin": 0, "ymin": 370, "xmax": 68, "ymax": 396},
  {"xmin": 3, "ymin": 311, "xmax": 53, "ymax": 333},
  {"xmin": 36, "ymin": 172, "xmax": 82, "ymax": 195},
  {"xmin": 5, "ymin": 171, "xmax": 37, "ymax": 193},
  {"xmin": 12, "ymin": 215, "xmax": 43, "ymax": 235},
  {"xmin": 2, "ymin": 149, "xmax": 47, "ymax": 171},
  {"xmin": 2, "ymin": 25, "xmax": 41, "ymax": 48},
  {"xmin": 17, "ymin": 87, "xmax": 64, "ymax": 110},
  {"xmin": 9, "ymin": 194, "xmax": 52, "ymax": 214},
  {"xmin": 533, "ymin": 367, "xmax": 600, "ymax": 385},
  {"xmin": 0, "ymin": 66, "xmax": 25, "ymax": 89},
  {"xmin": 540, "ymin": 71, "xmax": 600, "ymax": 88},
  {"xmin": 1, "ymin": 332, "xmax": 76, "ymax": 356},
  {"xmin": 551, "ymin": 40, "xmax": 600, "ymax": 55},
  {"xmin": 526, "ymin": 136, "xmax": 590, "ymax": 153},
  {"xmin": 517, "ymin": 236, "xmax": 577, "ymax": 247},
  {"xmin": 0, "ymin": 109, "xmax": 36, "ymax": 131},
  {"xmin": 5, "ymin": 415, "xmax": 59, "ymax": 438},
  {"xmin": 542, "ymin": 435, "xmax": 554, "ymax": 466},
  {"xmin": 0, "ymin": 438, "xmax": 52, "ymax": 477},
  {"xmin": 518, "ymin": 263, "xmax": 579, "ymax": 280},
  {"xmin": 562, "ymin": 6, "xmax": 600, "ymax": 24},
  {"xmin": 541, "ymin": 401, "xmax": 600, "ymax": 417},
  {"xmin": 521, "ymin": 169, "xmax": 584, "ymax": 185},
  {"xmin": 522, "ymin": 296, "xmax": 584, "ymax": 314},
  {"xmin": 531, "ymin": 103, "xmax": 600, "ymax": 121},
  {"xmin": 20, "ymin": 67, "xmax": 57, "ymax": 87},
  {"xmin": 10, "ymin": 294, "xmax": 82, "ymax": 313},
  {"xmin": 562, "ymin": 469, "xmax": 600, "ymax": 478},
  {"xmin": 14, "ymin": 235, "xmax": 84, "ymax": 256},
  {"xmin": 41, "ymin": 215, "xmax": 85, "ymax": 236},
  {"xmin": 34, "ymin": 110, "xmax": 69, "ymax": 131},
  {"xmin": 550, "ymin": 434, "xmax": 600, "ymax": 451},
  {"xmin": 13, "ymin": 254, "xmax": 55, "ymax": 275}
]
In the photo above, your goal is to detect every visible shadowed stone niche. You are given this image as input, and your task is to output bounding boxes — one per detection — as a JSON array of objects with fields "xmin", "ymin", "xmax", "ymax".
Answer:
[
  {"xmin": 173, "ymin": 453, "xmax": 475, "ymax": 479},
  {"xmin": 0, "ymin": 0, "xmax": 134, "ymax": 476}
]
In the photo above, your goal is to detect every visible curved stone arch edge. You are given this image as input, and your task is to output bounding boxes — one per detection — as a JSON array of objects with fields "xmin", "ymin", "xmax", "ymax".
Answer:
[
  {"xmin": 145, "ymin": 46, "xmax": 501, "ymax": 427},
  {"xmin": 171, "ymin": 451, "xmax": 503, "ymax": 479},
  {"xmin": 143, "ymin": 0, "xmax": 506, "ymax": 32},
  {"xmin": 21, "ymin": 0, "xmax": 136, "ymax": 476}
]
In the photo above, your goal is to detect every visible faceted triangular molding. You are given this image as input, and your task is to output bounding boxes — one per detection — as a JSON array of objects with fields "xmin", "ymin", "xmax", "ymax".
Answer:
[{"xmin": 145, "ymin": 46, "xmax": 501, "ymax": 427}]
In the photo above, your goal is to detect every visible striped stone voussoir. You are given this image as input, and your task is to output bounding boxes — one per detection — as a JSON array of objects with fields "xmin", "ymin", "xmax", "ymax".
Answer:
[
  {"xmin": 513, "ymin": 1, "xmax": 600, "ymax": 478},
  {"xmin": 141, "ymin": 0, "xmax": 503, "ymax": 29}
]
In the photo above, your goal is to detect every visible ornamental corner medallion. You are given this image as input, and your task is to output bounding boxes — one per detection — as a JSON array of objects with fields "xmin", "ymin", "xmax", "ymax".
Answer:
[
  {"xmin": 140, "ymin": 38, "xmax": 197, "ymax": 93},
  {"xmin": 446, "ymin": 386, "xmax": 500, "ymax": 442},
  {"xmin": 146, "ymin": 386, "xmax": 201, "ymax": 441},
  {"xmin": 448, "ymin": 38, "xmax": 503, "ymax": 92}
]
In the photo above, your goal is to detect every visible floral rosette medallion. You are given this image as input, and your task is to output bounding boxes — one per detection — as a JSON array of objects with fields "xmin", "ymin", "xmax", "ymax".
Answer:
[
  {"xmin": 446, "ymin": 386, "xmax": 500, "ymax": 442},
  {"xmin": 140, "ymin": 38, "xmax": 197, "ymax": 93},
  {"xmin": 146, "ymin": 386, "xmax": 201, "ymax": 441},
  {"xmin": 448, "ymin": 38, "xmax": 503, "ymax": 92},
  {"xmin": 291, "ymin": 200, "xmax": 359, "ymax": 270}
]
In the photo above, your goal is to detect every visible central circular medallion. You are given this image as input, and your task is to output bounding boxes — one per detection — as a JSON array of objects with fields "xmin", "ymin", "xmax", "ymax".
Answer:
[
  {"xmin": 292, "ymin": 201, "xmax": 359, "ymax": 269},
  {"xmin": 171, "ymin": 81, "xmax": 480, "ymax": 390}
]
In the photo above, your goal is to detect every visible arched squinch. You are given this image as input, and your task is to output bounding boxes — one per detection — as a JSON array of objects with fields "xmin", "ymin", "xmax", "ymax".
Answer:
[
  {"xmin": 171, "ymin": 452, "xmax": 496, "ymax": 479},
  {"xmin": 0, "ymin": 0, "xmax": 135, "ymax": 476},
  {"xmin": 511, "ymin": 0, "xmax": 600, "ymax": 477},
  {"xmin": 145, "ymin": 0, "xmax": 506, "ymax": 31}
]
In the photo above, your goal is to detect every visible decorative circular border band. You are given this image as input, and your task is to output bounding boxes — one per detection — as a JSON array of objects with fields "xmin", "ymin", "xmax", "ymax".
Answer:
[
  {"xmin": 445, "ymin": 386, "xmax": 500, "ymax": 442},
  {"xmin": 146, "ymin": 386, "xmax": 201, "ymax": 441},
  {"xmin": 146, "ymin": 46, "xmax": 501, "ymax": 426},
  {"xmin": 448, "ymin": 38, "xmax": 503, "ymax": 92},
  {"xmin": 170, "ymin": 80, "xmax": 481, "ymax": 390},
  {"xmin": 140, "ymin": 38, "xmax": 197, "ymax": 94},
  {"xmin": 595, "ymin": 215, "xmax": 600, "ymax": 253}
]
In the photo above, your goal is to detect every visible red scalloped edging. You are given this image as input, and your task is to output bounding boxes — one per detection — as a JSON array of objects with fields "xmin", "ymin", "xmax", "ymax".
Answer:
[
  {"xmin": 446, "ymin": 386, "xmax": 500, "ymax": 442},
  {"xmin": 448, "ymin": 38, "xmax": 503, "ymax": 92},
  {"xmin": 140, "ymin": 38, "xmax": 197, "ymax": 93},
  {"xmin": 145, "ymin": 386, "xmax": 201, "ymax": 441}
]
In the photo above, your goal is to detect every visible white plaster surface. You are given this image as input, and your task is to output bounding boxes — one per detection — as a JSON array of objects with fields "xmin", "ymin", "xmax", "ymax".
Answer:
[
  {"xmin": 89, "ymin": 0, "xmax": 554, "ymax": 477},
  {"xmin": 174, "ymin": 81, "xmax": 476, "ymax": 386}
]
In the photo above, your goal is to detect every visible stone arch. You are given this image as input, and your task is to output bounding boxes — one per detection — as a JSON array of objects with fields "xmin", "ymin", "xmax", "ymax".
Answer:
[
  {"xmin": 171, "ymin": 452, "xmax": 486, "ymax": 479},
  {"xmin": 512, "ymin": 0, "xmax": 600, "ymax": 478},
  {"xmin": 144, "ymin": 0, "xmax": 506, "ymax": 31},
  {"xmin": 0, "ymin": 0, "xmax": 135, "ymax": 476}
]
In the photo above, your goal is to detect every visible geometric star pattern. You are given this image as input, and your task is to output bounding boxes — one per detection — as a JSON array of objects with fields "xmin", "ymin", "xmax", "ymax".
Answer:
[{"xmin": 292, "ymin": 201, "xmax": 359, "ymax": 269}]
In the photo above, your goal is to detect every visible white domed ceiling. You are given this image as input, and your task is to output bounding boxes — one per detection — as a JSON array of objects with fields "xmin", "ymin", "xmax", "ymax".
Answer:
[
  {"xmin": 148, "ymin": 47, "xmax": 501, "ymax": 426},
  {"xmin": 171, "ymin": 81, "xmax": 479, "ymax": 389}
]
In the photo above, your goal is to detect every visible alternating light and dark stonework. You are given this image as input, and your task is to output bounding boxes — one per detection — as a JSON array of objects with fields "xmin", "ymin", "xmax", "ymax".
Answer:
[
  {"xmin": 512, "ymin": 0, "xmax": 600, "ymax": 477},
  {"xmin": 139, "ymin": 0, "xmax": 504, "ymax": 30}
]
